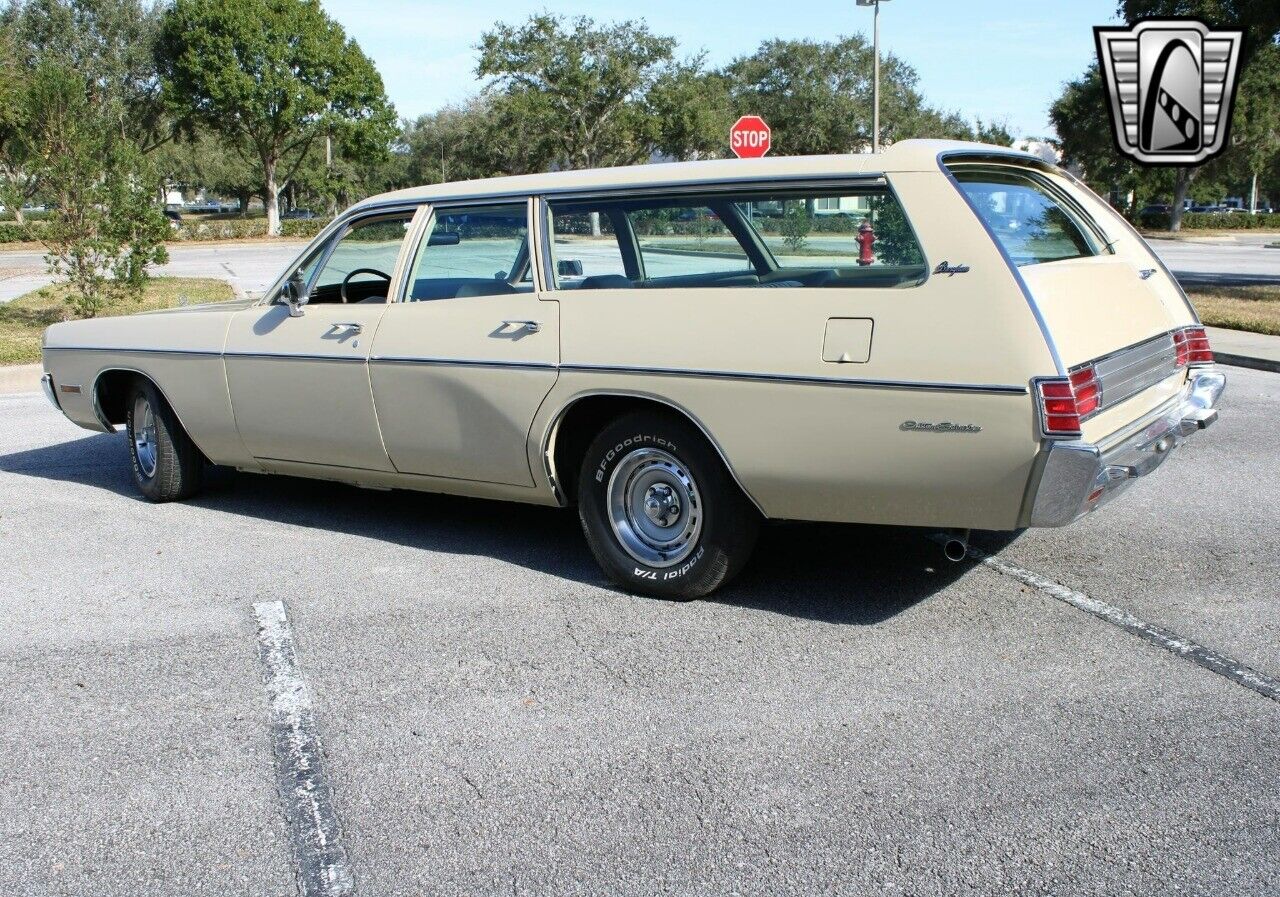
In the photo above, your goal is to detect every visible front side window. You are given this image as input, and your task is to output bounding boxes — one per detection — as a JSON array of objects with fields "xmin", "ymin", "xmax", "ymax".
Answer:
[
  {"xmin": 545, "ymin": 185, "xmax": 926, "ymax": 291},
  {"xmin": 950, "ymin": 168, "xmax": 1098, "ymax": 265},
  {"xmin": 404, "ymin": 203, "xmax": 530, "ymax": 301},
  {"xmin": 281, "ymin": 213, "xmax": 414, "ymax": 305}
]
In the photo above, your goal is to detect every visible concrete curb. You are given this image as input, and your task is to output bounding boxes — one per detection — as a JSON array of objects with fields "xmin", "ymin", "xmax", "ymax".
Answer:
[
  {"xmin": 1214, "ymin": 353, "xmax": 1280, "ymax": 374},
  {"xmin": 0, "ymin": 363, "xmax": 42, "ymax": 395}
]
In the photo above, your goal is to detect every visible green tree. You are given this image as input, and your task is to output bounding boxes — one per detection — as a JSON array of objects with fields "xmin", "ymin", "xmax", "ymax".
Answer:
[
  {"xmin": 157, "ymin": 0, "xmax": 397, "ymax": 235},
  {"xmin": 6, "ymin": 0, "xmax": 169, "ymax": 152},
  {"xmin": 1229, "ymin": 42, "xmax": 1280, "ymax": 212},
  {"xmin": 151, "ymin": 127, "xmax": 261, "ymax": 214},
  {"xmin": 779, "ymin": 201, "xmax": 810, "ymax": 251},
  {"xmin": 648, "ymin": 60, "xmax": 733, "ymax": 161},
  {"xmin": 25, "ymin": 59, "xmax": 168, "ymax": 317},
  {"xmin": 1119, "ymin": 1, "xmax": 1280, "ymax": 65},
  {"xmin": 477, "ymin": 14, "xmax": 678, "ymax": 170},
  {"xmin": 722, "ymin": 37, "xmax": 1005, "ymax": 155},
  {"xmin": 1108, "ymin": 1, "xmax": 1280, "ymax": 228}
]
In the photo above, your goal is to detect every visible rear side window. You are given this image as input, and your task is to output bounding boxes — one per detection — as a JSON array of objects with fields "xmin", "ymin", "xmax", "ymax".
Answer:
[
  {"xmin": 545, "ymin": 185, "xmax": 926, "ymax": 291},
  {"xmin": 951, "ymin": 168, "xmax": 1098, "ymax": 266},
  {"xmin": 630, "ymin": 205, "xmax": 754, "ymax": 278}
]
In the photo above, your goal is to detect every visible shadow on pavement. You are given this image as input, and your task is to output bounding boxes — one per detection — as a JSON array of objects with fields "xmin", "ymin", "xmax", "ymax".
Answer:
[{"xmin": 0, "ymin": 432, "xmax": 1021, "ymax": 625}]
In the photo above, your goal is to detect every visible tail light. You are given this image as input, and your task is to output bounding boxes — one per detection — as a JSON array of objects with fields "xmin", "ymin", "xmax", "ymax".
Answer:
[
  {"xmin": 1173, "ymin": 326, "xmax": 1213, "ymax": 366},
  {"xmin": 1036, "ymin": 364, "xmax": 1099, "ymax": 436}
]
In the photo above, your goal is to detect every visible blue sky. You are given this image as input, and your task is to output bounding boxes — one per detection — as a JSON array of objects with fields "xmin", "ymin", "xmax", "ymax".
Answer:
[{"xmin": 320, "ymin": 0, "xmax": 1122, "ymax": 140}]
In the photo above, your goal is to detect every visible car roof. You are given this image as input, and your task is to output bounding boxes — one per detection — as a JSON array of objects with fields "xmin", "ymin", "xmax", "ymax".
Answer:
[{"xmin": 351, "ymin": 139, "xmax": 1037, "ymax": 212}]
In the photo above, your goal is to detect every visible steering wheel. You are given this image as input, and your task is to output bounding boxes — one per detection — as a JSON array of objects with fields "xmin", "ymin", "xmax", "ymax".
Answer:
[{"xmin": 340, "ymin": 267, "xmax": 392, "ymax": 303}]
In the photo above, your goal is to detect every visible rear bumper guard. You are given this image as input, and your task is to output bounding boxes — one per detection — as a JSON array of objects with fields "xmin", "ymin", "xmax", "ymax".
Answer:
[{"xmin": 1029, "ymin": 367, "xmax": 1225, "ymax": 527}]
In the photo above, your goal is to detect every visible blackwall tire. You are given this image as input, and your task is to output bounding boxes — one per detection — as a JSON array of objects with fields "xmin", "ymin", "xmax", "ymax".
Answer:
[
  {"xmin": 577, "ymin": 410, "xmax": 759, "ymax": 599},
  {"xmin": 126, "ymin": 379, "xmax": 204, "ymax": 502}
]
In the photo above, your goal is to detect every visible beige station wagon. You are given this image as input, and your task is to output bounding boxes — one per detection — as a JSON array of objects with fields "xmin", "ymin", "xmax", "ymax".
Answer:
[{"xmin": 40, "ymin": 140, "xmax": 1226, "ymax": 598}]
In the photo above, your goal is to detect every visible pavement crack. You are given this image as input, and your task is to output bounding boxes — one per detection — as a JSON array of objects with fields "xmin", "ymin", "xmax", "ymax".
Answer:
[
  {"xmin": 445, "ymin": 763, "xmax": 484, "ymax": 799},
  {"xmin": 561, "ymin": 614, "xmax": 630, "ymax": 687}
]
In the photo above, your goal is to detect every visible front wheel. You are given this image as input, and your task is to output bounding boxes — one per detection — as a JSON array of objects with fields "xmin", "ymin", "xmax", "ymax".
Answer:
[
  {"xmin": 126, "ymin": 379, "xmax": 204, "ymax": 502},
  {"xmin": 578, "ymin": 411, "xmax": 759, "ymax": 599}
]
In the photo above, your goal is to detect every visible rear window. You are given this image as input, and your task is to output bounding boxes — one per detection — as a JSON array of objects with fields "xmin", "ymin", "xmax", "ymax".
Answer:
[{"xmin": 951, "ymin": 168, "xmax": 1099, "ymax": 266}]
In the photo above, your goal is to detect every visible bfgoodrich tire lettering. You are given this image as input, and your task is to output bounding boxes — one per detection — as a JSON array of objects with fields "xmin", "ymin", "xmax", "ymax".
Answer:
[
  {"xmin": 126, "ymin": 378, "xmax": 204, "ymax": 502},
  {"xmin": 578, "ymin": 410, "xmax": 759, "ymax": 599}
]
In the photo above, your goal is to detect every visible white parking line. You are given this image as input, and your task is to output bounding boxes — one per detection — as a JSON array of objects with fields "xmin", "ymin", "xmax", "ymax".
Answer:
[
  {"xmin": 968, "ymin": 546, "xmax": 1280, "ymax": 703},
  {"xmin": 253, "ymin": 600, "xmax": 355, "ymax": 897}
]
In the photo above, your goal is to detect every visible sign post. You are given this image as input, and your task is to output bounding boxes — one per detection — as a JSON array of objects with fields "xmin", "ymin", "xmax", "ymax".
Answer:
[{"xmin": 730, "ymin": 115, "xmax": 771, "ymax": 159}]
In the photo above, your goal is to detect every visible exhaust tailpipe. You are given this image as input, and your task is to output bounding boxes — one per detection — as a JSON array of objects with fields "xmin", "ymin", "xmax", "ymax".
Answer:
[{"xmin": 942, "ymin": 529, "xmax": 970, "ymax": 563}]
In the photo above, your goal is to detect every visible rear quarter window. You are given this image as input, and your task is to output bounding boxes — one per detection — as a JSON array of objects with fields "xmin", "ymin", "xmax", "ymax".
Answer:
[{"xmin": 951, "ymin": 167, "xmax": 1101, "ymax": 266}]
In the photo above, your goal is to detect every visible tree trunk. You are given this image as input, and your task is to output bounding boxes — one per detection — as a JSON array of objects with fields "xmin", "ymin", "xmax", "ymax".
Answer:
[
  {"xmin": 1249, "ymin": 172, "xmax": 1259, "ymax": 214},
  {"xmin": 12, "ymin": 207, "xmax": 24, "ymax": 225},
  {"xmin": 264, "ymin": 158, "xmax": 281, "ymax": 237},
  {"xmin": 236, "ymin": 188, "xmax": 251, "ymax": 218},
  {"xmin": 1169, "ymin": 168, "xmax": 1194, "ymax": 232},
  {"xmin": 589, "ymin": 211, "xmax": 601, "ymax": 238}
]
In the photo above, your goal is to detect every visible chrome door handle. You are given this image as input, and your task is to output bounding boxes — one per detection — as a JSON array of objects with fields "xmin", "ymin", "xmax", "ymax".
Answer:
[
  {"xmin": 501, "ymin": 320, "xmax": 541, "ymax": 334},
  {"xmin": 330, "ymin": 322, "xmax": 363, "ymax": 334}
]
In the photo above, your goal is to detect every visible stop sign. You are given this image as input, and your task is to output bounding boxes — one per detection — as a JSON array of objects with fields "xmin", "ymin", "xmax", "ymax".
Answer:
[{"xmin": 730, "ymin": 115, "xmax": 771, "ymax": 158}]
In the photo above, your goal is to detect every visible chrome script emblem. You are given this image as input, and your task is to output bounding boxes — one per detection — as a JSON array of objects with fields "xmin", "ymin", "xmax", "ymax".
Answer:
[
  {"xmin": 1094, "ymin": 19, "xmax": 1242, "ymax": 166},
  {"xmin": 900, "ymin": 421, "xmax": 981, "ymax": 434}
]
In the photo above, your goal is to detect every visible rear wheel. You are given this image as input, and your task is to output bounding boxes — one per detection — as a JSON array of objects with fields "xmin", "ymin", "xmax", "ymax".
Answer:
[
  {"xmin": 577, "ymin": 410, "xmax": 759, "ymax": 599},
  {"xmin": 126, "ymin": 379, "xmax": 204, "ymax": 502}
]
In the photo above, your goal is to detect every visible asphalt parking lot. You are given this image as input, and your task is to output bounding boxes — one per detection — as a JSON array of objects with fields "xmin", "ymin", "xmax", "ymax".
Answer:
[{"xmin": 1, "ymin": 367, "xmax": 1277, "ymax": 896}]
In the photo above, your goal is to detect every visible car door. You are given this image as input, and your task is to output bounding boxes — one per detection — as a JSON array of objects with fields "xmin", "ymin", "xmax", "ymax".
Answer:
[
  {"xmin": 224, "ymin": 208, "xmax": 420, "ymax": 471},
  {"xmin": 368, "ymin": 198, "xmax": 559, "ymax": 486}
]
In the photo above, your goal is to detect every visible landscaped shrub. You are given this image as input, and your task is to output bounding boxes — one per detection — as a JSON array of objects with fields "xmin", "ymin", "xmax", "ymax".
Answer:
[
  {"xmin": 169, "ymin": 217, "xmax": 331, "ymax": 241},
  {"xmin": 280, "ymin": 218, "xmax": 330, "ymax": 239},
  {"xmin": 1140, "ymin": 211, "xmax": 1278, "ymax": 230},
  {"xmin": 0, "ymin": 221, "xmax": 47, "ymax": 242}
]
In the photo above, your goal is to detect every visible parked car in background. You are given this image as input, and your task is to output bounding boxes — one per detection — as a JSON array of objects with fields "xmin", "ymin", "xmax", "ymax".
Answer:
[
  {"xmin": 39, "ymin": 140, "xmax": 1226, "ymax": 599},
  {"xmin": 162, "ymin": 208, "xmax": 183, "ymax": 229},
  {"xmin": 282, "ymin": 208, "xmax": 319, "ymax": 220}
]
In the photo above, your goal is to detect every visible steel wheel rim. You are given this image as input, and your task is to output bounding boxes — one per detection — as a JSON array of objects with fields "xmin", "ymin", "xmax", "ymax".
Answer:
[
  {"xmin": 606, "ymin": 447, "xmax": 702, "ymax": 568},
  {"xmin": 132, "ymin": 395, "xmax": 158, "ymax": 479}
]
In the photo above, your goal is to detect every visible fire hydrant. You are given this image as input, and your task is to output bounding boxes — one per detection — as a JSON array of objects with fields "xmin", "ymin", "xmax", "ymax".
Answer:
[{"xmin": 856, "ymin": 220, "xmax": 876, "ymax": 266}]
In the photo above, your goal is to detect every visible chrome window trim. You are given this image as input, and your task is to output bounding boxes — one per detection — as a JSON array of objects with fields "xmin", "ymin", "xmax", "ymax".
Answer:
[
  {"xmin": 539, "ymin": 176, "xmax": 930, "ymax": 291},
  {"xmin": 938, "ymin": 150, "xmax": 1066, "ymax": 376}
]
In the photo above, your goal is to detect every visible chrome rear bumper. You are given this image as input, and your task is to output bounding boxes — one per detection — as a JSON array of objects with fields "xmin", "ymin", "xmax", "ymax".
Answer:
[{"xmin": 1028, "ymin": 367, "xmax": 1225, "ymax": 527}]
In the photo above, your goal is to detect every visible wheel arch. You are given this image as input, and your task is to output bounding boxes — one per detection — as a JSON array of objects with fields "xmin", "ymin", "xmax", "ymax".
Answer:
[
  {"xmin": 91, "ymin": 367, "xmax": 209, "ymax": 461},
  {"xmin": 541, "ymin": 390, "xmax": 766, "ymax": 517}
]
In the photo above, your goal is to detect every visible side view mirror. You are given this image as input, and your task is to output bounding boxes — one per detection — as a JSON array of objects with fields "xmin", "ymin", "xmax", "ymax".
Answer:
[
  {"xmin": 557, "ymin": 259, "xmax": 584, "ymax": 277},
  {"xmin": 282, "ymin": 272, "xmax": 309, "ymax": 317}
]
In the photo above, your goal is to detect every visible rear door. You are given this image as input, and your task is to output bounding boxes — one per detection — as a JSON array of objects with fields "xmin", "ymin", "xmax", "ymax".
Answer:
[
  {"xmin": 947, "ymin": 162, "xmax": 1192, "ymax": 435},
  {"xmin": 367, "ymin": 198, "xmax": 560, "ymax": 487}
]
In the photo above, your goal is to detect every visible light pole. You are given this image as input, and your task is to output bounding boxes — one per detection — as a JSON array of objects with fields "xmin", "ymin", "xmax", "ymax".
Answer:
[{"xmin": 856, "ymin": 0, "xmax": 890, "ymax": 153}]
